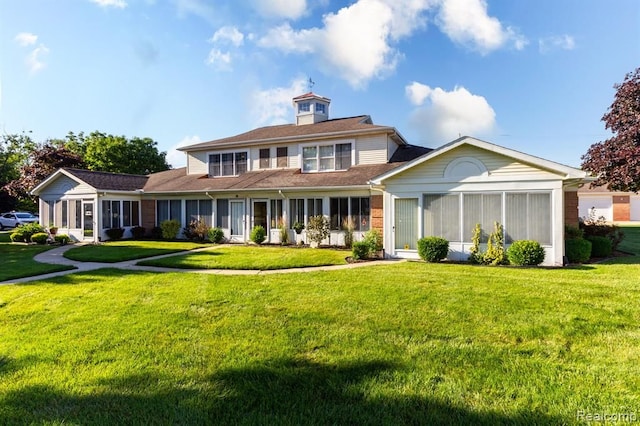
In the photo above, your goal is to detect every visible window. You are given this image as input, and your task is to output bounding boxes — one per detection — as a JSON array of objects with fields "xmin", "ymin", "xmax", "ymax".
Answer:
[
  {"xmin": 289, "ymin": 199, "xmax": 305, "ymax": 228},
  {"xmin": 209, "ymin": 152, "xmax": 248, "ymax": 177},
  {"xmin": 505, "ymin": 193, "xmax": 551, "ymax": 245},
  {"xmin": 462, "ymin": 194, "xmax": 501, "ymax": 242},
  {"xmin": 216, "ymin": 199, "xmax": 229, "ymax": 228},
  {"xmin": 307, "ymin": 198, "xmax": 323, "ymax": 219},
  {"xmin": 75, "ymin": 200, "xmax": 82, "ymax": 228},
  {"xmin": 61, "ymin": 201, "xmax": 68, "ymax": 228},
  {"xmin": 302, "ymin": 142, "xmax": 352, "ymax": 173},
  {"xmin": 298, "ymin": 102, "xmax": 310, "ymax": 112},
  {"xmin": 186, "ymin": 200, "xmax": 212, "ymax": 227},
  {"xmin": 122, "ymin": 201, "xmax": 140, "ymax": 227},
  {"xmin": 259, "ymin": 148, "xmax": 270, "ymax": 169},
  {"xmin": 270, "ymin": 199, "xmax": 283, "ymax": 228},
  {"xmin": 350, "ymin": 197, "xmax": 370, "ymax": 231},
  {"xmin": 424, "ymin": 194, "xmax": 461, "ymax": 242},
  {"xmin": 315, "ymin": 103, "xmax": 326, "ymax": 114},
  {"xmin": 102, "ymin": 200, "xmax": 120, "ymax": 229},
  {"xmin": 156, "ymin": 200, "xmax": 182, "ymax": 225},
  {"xmin": 277, "ymin": 147, "xmax": 288, "ymax": 168}
]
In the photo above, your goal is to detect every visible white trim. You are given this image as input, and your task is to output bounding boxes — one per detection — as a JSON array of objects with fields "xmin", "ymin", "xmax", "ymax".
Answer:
[{"xmin": 443, "ymin": 156, "xmax": 489, "ymax": 178}]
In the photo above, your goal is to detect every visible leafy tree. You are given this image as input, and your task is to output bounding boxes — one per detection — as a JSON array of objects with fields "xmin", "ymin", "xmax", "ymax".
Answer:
[
  {"xmin": 582, "ymin": 68, "xmax": 640, "ymax": 192},
  {"xmin": 75, "ymin": 131, "xmax": 170, "ymax": 175},
  {"xmin": 4, "ymin": 142, "xmax": 84, "ymax": 211},
  {"xmin": 0, "ymin": 132, "xmax": 37, "ymax": 211}
]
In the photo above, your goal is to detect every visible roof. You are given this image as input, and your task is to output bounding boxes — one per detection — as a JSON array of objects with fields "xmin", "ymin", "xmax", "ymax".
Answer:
[
  {"xmin": 179, "ymin": 116, "xmax": 406, "ymax": 151},
  {"xmin": 292, "ymin": 92, "xmax": 331, "ymax": 102},
  {"xmin": 370, "ymin": 136, "xmax": 589, "ymax": 184},
  {"xmin": 143, "ymin": 163, "xmax": 405, "ymax": 193},
  {"xmin": 31, "ymin": 168, "xmax": 149, "ymax": 195}
]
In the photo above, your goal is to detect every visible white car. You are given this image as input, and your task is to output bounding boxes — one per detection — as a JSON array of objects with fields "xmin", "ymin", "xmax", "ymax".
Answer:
[{"xmin": 0, "ymin": 212, "xmax": 39, "ymax": 230}]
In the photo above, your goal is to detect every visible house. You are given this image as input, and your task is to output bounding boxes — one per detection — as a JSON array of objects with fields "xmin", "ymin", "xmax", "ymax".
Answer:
[
  {"xmin": 578, "ymin": 185, "xmax": 640, "ymax": 222},
  {"xmin": 31, "ymin": 92, "xmax": 589, "ymax": 266}
]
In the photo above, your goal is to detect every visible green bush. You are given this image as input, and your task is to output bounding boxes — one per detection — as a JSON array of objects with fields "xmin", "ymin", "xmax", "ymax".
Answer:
[
  {"xmin": 131, "ymin": 226, "xmax": 146, "ymax": 239},
  {"xmin": 151, "ymin": 226, "xmax": 163, "ymax": 239},
  {"xmin": 307, "ymin": 215, "xmax": 329, "ymax": 246},
  {"xmin": 586, "ymin": 235, "xmax": 612, "ymax": 258},
  {"xmin": 54, "ymin": 234, "xmax": 71, "ymax": 245},
  {"xmin": 507, "ymin": 240, "xmax": 545, "ymax": 266},
  {"xmin": 565, "ymin": 238, "xmax": 592, "ymax": 263},
  {"xmin": 352, "ymin": 241, "xmax": 371, "ymax": 260},
  {"xmin": 30, "ymin": 232, "xmax": 49, "ymax": 245},
  {"xmin": 10, "ymin": 222, "xmax": 45, "ymax": 243},
  {"xmin": 580, "ymin": 214, "xmax": 624, "ymax": 250},
  {"xmin": 160, "ymin": 220, "xmax": 181, "ymax": 240},
  {"xmin": 564, "ymin": 224, "xmax": 584, "ymax": 240},
  {"xmin": 417, "ymin": 236, "xmax": 449, "ymax": 262},
  {"xmin": 363, "ymin": 229, "xmax": 383, "ymax": 254},
  {"xmin": 250, "ymin": 225, "xmax": 266, "ymax": 244},
  {"xmin": 183, "ymin": 220, "xmax": 209, "ymax": 242},
  {"xmin": 105, "ymin": 228, "xmax": 125, "ymax": 241},
  {"xmin": 208, "ymin": 227, "xmax": 225, "ymax": 244}
]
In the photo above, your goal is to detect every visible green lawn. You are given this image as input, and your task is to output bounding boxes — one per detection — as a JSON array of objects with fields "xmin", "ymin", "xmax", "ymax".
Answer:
[
  {"xmin": 0, "ymin": 243, "xmax": 75, "ymax": 282},
  {"xmin": 619, "ymin": 224, "xmax": 640, "ymax": 255},
  {"xmin": 63, "ymin": 240, "xmax": 208, "ymax": 263},
  {"xmin": 1, "ymin": 261, "xmax": 639, "ymax": 424},
  {"xmin": 138, "ymin": 245, "xmax": 349, "ymax": 270}
]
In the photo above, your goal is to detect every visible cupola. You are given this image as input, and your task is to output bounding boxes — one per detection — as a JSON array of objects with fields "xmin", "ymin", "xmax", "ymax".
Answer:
[{"xmin": 292, "ymin": 92, "xmax": 330, "ymax": 125}]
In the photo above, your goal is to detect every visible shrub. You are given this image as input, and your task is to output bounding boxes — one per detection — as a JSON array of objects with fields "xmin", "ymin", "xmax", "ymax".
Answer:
[
  {"xmin": 54, "ymin": 234, "xmax": 71, "ymax": 245},
  {"xmin": 292, "ymin": 221, "xmax": 305, "ymax": 235},
  {"xmin": 307, "ymin": 215, "xmax": 329, "ymax": 246},
  {"xmin": 160, "ymin": 220, "xmax": 181, "ymax": 240},
  {"xmin": 484, "ymin": 222, "xmax": 507, "ymax": 265},
  {"xmin": 352, "ymin": 241, "xmax": 371, "ymax": 260},
  {"xmin": 580, "ymin": 213, "xmax": 624, "ymax": 250},
  {"xmin": 183, "ymin": 219, "xmax": 209, "ymax": 242},
  {"xmin": 131, "ymin": 226, "xmax": 146, "ymax": 240},
  {"xmin": 363, "ymin": 229, "xmax": 383, "ymax": 255},
  {"xmin": 30, "ymin": 232, "xmax": 49, "ymax": 245},
  {"xmin": 565, "ymin": 238, "xmax": 592, "ymax": 263},
  {"xmin": 565, "ymin": 224, "xmax": 584, "ymax": 240},
  {"xmin": 151, "ymin": 226, "xmax": 163, "ymax": 239},
  {"xmin": 507, "ymin": 240, "xmax": 545, "ymax": 266},
  {"xmin": 250, "ymin": 225, "xmax": 266, "ymax": 244},
  {"xmin": 586, "ymin": 235, "xmax": 612, "ymax": 258},
  {"xmin": 342, "ymin": 216, "xmax": 355, "ymax": 248},
  {"xmin": 105, "ymin": 228, "xmax": 125, "ymax": 241},
  {"xmin": 208, "ymin": 227, "xmax": 225, "ymax": 244},
  {"xmin": 417, "ymin": 236, "xmax": 449, "ymax": 262},
  {"xmin": 278, "ymin": 220, "xmax": 289, "ymax": 245},
  {"xmin": 468, "ymin": 223, "xmax": 482, "ymax": 264},
  {"xmin": 10, "ymin": 222, "xmax": 45, "ymax": 243}
]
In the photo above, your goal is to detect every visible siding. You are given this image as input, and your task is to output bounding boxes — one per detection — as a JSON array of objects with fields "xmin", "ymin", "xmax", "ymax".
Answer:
[
  {"xmin": 356, "ymin": 134, "xmax": 388, "ymax": 165},
  {"xmin": 38, "ymin": 175, "xmax": 93, "ymax": 198},
  {"xmin": 187, "ymin": 151, "xmax": 208, "ymax": 175},
  {"xmin": 389, "ymin": 145, "xmax": 562, "ymax": 183}
]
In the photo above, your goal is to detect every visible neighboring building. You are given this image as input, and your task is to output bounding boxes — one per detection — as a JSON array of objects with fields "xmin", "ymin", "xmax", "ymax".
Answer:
[
  {"xmin": 31, "ymin": 92, "xmax": 588, "ymax": 266},
  {"xmin": 578, "ymin": 185, "xmax": 640, "ymax": 222}
]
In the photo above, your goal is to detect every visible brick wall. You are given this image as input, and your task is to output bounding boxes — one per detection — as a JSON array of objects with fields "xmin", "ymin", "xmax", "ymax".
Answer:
[
  {"xmin": 371, "ymin": 194, "xmax": 383, "ymax": 234},
  {"xmin": 564, "ymin": 191, "xmax": 579, "ymax": 227},
  {"xmin": 141, "ymin": 199, "xmax": 155, "ymax": 235}
]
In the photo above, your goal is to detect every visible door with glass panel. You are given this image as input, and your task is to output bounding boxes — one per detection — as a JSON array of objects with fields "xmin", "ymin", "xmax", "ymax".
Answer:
[
  {"xmin": 83, "ymin": 202, "xmax": 94, "ymax": 240},
  {"xmin": 252, "ymin": 200, "xmax": 268, "ymax": 230},
  {"xmin": 229, "ymin": 200, "xmax": 245, "ymax": 239},
  {"xmin": 394, "ymin": 198, "xmax": 418, "ymax": 250}
]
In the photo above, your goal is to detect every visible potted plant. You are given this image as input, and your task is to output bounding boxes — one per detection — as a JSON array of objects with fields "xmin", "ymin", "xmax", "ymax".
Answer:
[
  {"xmin": 48, "ymin": 225, "xmax": 58, "ymax": 235},
  {"xmin": 292, "ymin": 221, "xmax": 305, "ymax": 245}
]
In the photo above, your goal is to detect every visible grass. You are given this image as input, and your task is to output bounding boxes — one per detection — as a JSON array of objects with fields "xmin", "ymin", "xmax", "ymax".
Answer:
[
  {"xmin": 138, "ymin": 245, "xmax": 349, "ymax": 270},
  {"xmin": 618, "ymin": 224, "xmax": 640, "ymax": 255},
  {"xmin": 0, "ymin": 241, "xmax": 75, "ymax": 282},
  {"xmin": 1, "ymin": 261, "xmax": 640, "ymax": 424},
  {"xmin": 63, "ymin": 240, "xmax": 208, "ymax": 263}
]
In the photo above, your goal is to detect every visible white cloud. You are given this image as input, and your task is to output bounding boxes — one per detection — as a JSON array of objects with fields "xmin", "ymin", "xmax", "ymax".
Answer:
[
  {"xmin": 210, "ymin": 26, "xmax": 244, "ymax": 47},
  {"xmin": 205, "ymin": 49, "xmax": 233, "ymax": 71},
  {"xmin": 406, "ymin": 83, "xmax": 496, "ymax": 143},
  {"xmin": 26, "ymin": 44, "xmax": 50, "ymax": 74},
  {"xmin": 252, "ymin": 0, "xmax": 308, "ymax": 20},
  {"xmin": 167, "ymin": 135, "xmax": 201, "ymax": 168},
  {"xmin": 436, "ymin": 0, "xmax": 527, "ymax": 54},
  {"xmin": 174, "ymin": 0, "xmax": 216, "ymax": 24},
  {"xmin": 258, "ymin": 0, "xmax": 432, "ymax": 89},
  {"xmin": 539, "ymin": 34, "xmax": 575, "ymax": 53},
  {"xmin": 15, "ymin": 32, "xmax": 38, "ymax": 47},
  {"xmin": 250, "ymin": 78, "xmax": 308, "ymax": 126},
  {"xmin": 90, "ymin": 0, "xmax": 127, "ymax": 8}
]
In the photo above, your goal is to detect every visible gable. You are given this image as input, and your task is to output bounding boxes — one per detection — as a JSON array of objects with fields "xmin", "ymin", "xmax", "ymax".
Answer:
[{"xmin": 36, "ymin": 175, "xmax": 94, "ymax": 198}]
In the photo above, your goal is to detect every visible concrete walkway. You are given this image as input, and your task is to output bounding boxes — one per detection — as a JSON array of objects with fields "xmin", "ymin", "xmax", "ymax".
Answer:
[{"xmin": 2, "ymin": 244, "xmax": 401, "ymax": 285}]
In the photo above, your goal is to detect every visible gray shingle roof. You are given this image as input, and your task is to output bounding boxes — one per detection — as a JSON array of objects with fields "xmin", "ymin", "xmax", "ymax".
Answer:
[{"xmin": 63, "ymin": 168, "xmax": 148, "ymax": 191}]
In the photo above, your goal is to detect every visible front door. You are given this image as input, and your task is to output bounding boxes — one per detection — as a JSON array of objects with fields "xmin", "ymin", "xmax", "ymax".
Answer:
[
  {"xmin": 229, "ymin": 200, "xmax": 245, "ymax": 239},
  {"xmin": 83, "ymin": 202, "xmax": 94, "ymax": 240},
  {"xmin": 253, "ymin": 200, "xmax": 268, "ymax": 230}
]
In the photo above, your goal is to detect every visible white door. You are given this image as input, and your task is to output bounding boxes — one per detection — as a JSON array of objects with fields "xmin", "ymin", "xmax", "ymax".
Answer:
[{"xmin": 229, "ymin": 200, "xmax": 245, "ymax": 240}]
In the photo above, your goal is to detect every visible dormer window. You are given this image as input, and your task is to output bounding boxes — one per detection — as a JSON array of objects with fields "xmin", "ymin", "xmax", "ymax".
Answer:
[
  {"xmin": 315, "ymin": 103, "xmax": 326, "ymax": 114},
  {"xmin": 302, "ymin": 142, "xmax": 352, "ymax": 173},
  {"xmin": 209, "ymin": 151, "xmax": 248, "ymax": 177},
  {"xmin": 298, "ymin": 102, "xmax": 311, "ymax": 113}
]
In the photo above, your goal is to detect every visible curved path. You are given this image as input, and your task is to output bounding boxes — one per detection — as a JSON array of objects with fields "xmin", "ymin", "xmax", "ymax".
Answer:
[{"xmin": 2, "ymin": 244, "xmax": 400, "ymax": 285}]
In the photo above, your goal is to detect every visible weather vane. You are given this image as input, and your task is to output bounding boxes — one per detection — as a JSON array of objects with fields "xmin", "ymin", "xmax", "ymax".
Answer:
[{"xmin": 308, "ymin": 77, "xmax": 315, "ymax": 92}]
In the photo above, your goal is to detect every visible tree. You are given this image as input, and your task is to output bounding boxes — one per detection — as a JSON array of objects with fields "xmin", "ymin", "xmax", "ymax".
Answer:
[
  {"xmin": 0, "ymin": 132, "xmax": 37, "ymax": 211},
  {"xmin": 581, "ymin": 68, "xmax": 640, "ymax": 192},
  {"xmin": 74, "ymin": 131, "xmax": 170, "ymax": 175},
  {"xmin": 4, "ymin": 143, "xmax": 84, "ymax": 211}
]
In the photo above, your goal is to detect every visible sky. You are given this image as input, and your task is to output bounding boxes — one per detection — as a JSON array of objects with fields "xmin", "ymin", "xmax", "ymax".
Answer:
[{"xmin": 1, "ymin": 0, "xmax": 638, "ymax": 169}]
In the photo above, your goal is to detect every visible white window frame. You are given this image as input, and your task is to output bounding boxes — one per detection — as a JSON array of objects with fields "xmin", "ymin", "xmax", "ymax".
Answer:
[
  {"xmin": 208, "ymin": 151, "xmax": 249, "ymax": 177},
  {"xmin": 299, "ymin": 140, "xmax": 354, "ymax": 173}
]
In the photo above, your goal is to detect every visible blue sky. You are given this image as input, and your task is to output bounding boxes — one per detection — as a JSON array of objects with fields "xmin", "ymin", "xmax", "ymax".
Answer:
[{"xmin": 1, "ymin": 0, "xmax": 638, "ymax": 169}]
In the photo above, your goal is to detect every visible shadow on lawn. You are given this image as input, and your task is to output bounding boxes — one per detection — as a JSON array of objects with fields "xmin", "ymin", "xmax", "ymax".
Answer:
[{"xmin": 1, "ymin": 358, "xmax": 565, "ymax": 425}]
